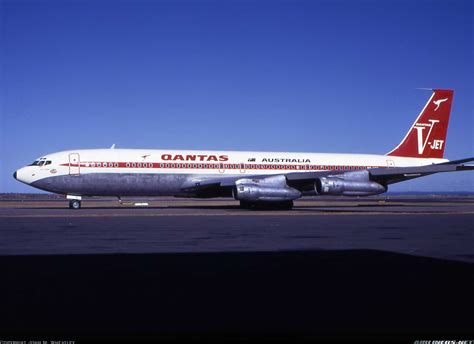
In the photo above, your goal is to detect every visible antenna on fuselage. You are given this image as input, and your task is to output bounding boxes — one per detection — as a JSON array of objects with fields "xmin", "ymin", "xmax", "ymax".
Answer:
[{"xmin": 110, "ymin": 144, "xmax": 116, "ymax": 149}]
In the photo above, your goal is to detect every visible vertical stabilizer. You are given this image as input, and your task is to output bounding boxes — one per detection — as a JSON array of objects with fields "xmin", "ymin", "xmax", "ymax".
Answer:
[{"xmin": 386, "ymin": 89, "xmax": 453, "ymax": 158}]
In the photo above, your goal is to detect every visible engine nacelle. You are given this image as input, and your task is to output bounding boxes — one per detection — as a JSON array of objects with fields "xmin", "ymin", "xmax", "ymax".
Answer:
[
  {"xmin": 314, "ymin": 171, "xmax": 387, "ymax": 196},
  {"xmin": 234, "ymin": 175, "xmax": 302, "ymax": 202},
  {"xmin": 235, "ymin": 185, "xmax": 302, "ymax": 202}
]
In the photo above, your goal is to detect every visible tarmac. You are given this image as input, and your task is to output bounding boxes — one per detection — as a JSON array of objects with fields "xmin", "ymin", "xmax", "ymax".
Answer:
[
  {"xmin": 0, "ymin": 195, "xmax": 473, "ymax": 340},
  {"xmin": 0, "ymin": 195, "xmax": 473, "ymax": 262}
]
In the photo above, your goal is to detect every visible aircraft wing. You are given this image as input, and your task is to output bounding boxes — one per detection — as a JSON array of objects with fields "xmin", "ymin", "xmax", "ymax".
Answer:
[
  {"xmin": 285, "ymin": 157, "xmax": 474, "ymax": 188},
  {"xmin": 180, "ymin": 174, "xmax": 303, "ymax": 197},
  {"xmin": 180, "ymin": 170, "xmax": 350, "ymax": 197},
  {"xmin": 180, "ymin": 158, "xmax": 474, "ymax": 197}
]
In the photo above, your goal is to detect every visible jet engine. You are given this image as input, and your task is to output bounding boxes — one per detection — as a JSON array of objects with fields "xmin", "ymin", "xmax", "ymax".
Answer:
[
  {"xmin": 234, "ymin": 175, "xmax": 302, "ymax": 202},
  {"xmin": 314, "ymin": 170, "xmax": 387, "ymax": 196}
]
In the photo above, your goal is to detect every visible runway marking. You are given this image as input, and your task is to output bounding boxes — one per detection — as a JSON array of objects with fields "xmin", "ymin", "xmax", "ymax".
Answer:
[{"xmin": 1, "ymin": 211, "xmax": 473, "ymax": 218}]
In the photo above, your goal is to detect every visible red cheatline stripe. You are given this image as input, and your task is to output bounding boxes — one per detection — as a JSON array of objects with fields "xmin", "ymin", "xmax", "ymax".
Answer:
[{"xmin": 60, "ymin": 162, "xmax": 386, "ymax": 170}]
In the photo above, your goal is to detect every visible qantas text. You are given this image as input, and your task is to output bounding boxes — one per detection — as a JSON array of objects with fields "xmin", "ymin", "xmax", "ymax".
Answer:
[{"xmin": 161, "ymin": 154, "xmax": 229, "ymax": 162}]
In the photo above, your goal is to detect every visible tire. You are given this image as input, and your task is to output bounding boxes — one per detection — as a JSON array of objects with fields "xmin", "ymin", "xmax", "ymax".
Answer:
[
  {"xmin": 258, "ymin": 201, "xmax": 294, "ymax": 210},
  {"xmin": 69, "ymin": 200, "xmax": 81, "ymax": 209},
  {"xmin": 241, "ymin": 201, "xmax": 294, "ymax": 210},
  {"xmin": 279, "ymin": 200, "xmax": 294, "ymax": 210},
  {"xmin": 261, "ymin": 201, "xmax": 293, "ymax": 210},
  {"xmin": 239, "ymin": 201, "xmax": 254, "ymax": 209}
]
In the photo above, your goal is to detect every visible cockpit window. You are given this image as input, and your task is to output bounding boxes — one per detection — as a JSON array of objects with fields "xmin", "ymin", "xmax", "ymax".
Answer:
[{"xmin": 29, "ymin": 159, "xmax": 51, "ymax": 166}]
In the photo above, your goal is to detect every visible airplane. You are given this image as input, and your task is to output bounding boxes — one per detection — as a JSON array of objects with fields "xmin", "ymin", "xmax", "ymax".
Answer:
[{"xmin": 13, "ymin": 89, "xmax": 474, "ymax": 210}]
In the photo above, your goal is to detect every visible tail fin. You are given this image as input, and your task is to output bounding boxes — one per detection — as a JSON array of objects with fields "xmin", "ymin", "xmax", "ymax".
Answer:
[{"xmin": 386, "ymin": 89, "xmax": 454, "ymax": 159}]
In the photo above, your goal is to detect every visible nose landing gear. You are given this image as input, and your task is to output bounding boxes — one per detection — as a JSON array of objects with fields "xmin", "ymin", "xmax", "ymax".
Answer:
[
  {"xmin": 67, "ymin": 195, "xmax": 82, "ymax": 209},
  {"xmin": 69, "ymin": 199, "xmax": 81, "ymax": 209}
]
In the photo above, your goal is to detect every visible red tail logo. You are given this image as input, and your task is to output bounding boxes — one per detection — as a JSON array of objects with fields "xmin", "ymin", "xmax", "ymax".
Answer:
[{"xmin": 387, "ymin": 89, "xmax": 453, "ymax": 159}]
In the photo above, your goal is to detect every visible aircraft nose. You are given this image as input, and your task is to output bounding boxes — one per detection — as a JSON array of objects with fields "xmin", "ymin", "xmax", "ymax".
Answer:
[{"xmin": 13, "ymin": 167, "xmax": 35, "ymax": 185}]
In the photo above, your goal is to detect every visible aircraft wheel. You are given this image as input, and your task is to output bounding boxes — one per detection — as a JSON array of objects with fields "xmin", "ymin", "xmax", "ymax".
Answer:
[
  {"xmin": 69, "ymin": 200, "xmax": 81, "ymax": 209},
  {"xmin": 239, "ymin": 201, "xmax": 254, "ymax": 209},
  {"xmin": 279, "ymin": 200, "xmax": 294, "ymax": 210},
  {"xmin": 258, "ymin": 201, "xmax": 294, "ymax": 210},
  {"xmin": 240, "ymin": 201, "xmax": 294, "ymax": 210}
]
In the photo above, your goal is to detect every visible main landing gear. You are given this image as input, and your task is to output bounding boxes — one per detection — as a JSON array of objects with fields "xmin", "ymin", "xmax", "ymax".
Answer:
[{"xmin": 239, "ymin": 200, "xmax": 294, "ymax": 210}]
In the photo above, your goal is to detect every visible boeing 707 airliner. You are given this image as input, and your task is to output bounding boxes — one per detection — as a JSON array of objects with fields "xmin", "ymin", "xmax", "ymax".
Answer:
[{"xmin": 14, "ymin": 89, "xmax": 473, "ymax": 209}]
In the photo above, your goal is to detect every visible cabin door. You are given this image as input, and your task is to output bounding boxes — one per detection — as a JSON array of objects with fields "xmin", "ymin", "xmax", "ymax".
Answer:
[{"xmin": 69, "ymin": 153, "xmax": 81, "ymax": 175}]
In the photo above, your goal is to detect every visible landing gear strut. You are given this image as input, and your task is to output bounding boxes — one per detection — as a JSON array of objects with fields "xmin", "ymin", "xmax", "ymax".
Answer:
[{"xmin": 69, "ymin": 199, "xmax": 81, "ymax": 209}]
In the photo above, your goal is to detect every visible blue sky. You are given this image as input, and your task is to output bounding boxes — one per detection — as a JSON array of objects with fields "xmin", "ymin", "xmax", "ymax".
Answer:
[{"xmin": 1, "ymin": 0, "xmax": 473, "ymax": 193}]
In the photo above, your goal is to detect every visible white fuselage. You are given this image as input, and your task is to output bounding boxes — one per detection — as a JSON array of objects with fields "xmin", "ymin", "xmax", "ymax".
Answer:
[{"xmin": 15, "ymin": 148, "xmax": 447, "ymax": 196}]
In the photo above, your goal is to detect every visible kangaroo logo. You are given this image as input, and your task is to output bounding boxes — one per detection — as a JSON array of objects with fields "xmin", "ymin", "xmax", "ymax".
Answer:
[
  {"xmin": 433, "ymin": 98, "xmax": 448, "ymax": 111},
  {"xmin": 414, "ymin": 119, "xmax": 440, "ymax": 154}
]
